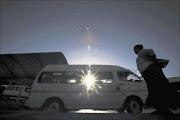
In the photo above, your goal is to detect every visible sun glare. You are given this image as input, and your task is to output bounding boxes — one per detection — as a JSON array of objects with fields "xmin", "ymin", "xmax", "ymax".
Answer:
[{"xmin": 81, "ymin": 70, "xmax": 98, "ymax": 92}]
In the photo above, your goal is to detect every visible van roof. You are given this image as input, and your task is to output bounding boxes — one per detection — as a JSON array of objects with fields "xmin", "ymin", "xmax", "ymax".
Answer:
[{"xmin": 42, "ymin": 65, "xmax": 131, "ymax": 72}]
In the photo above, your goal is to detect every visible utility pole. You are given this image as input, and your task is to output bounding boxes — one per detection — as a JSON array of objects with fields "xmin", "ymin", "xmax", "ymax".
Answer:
[
  {"xmin": 0, "ymin": 21, "xmax": 1, "ymax": 54},
  {"xmin": 0, "ymin": 37, "xmax": 1, "ymax": 54}
]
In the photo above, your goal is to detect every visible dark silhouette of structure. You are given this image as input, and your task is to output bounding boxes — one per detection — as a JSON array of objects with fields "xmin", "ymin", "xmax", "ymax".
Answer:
[{"xmin": 0, "ymin": 52, "xmax": 68, "ymax": 85}]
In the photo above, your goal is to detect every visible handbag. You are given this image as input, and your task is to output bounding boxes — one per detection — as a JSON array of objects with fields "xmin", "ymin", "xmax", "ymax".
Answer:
[{"xmin": 155, "ymin": 58, "xmax": 169, "ymax": 68}]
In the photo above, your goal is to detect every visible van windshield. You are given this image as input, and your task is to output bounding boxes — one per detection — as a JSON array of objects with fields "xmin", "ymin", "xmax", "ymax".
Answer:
[{"xmin": 117, "ymin": 71, "xmax": 141, "ymax": 82}]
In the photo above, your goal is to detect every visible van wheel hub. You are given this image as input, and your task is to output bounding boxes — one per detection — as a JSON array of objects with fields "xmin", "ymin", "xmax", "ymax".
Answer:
[
  {"xmin": 129, "ymin": 100, "xmax": 140, "ymax": 112},
  {"xmin": 44, "ymin": 102, "xmax": 60, "ymax": 112},
  {"xmin": 127, "ymin": 99, "xmax": 142, "ymax": 113}
]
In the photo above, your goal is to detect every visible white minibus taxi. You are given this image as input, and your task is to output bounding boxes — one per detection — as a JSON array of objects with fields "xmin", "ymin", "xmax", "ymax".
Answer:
[{"xmin": 26, "ymin": 65, "xmax": 147, "ymax": 113}]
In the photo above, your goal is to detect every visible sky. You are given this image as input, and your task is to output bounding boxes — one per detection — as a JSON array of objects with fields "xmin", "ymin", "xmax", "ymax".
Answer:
[{"xmin": 0, "ymin": 0, "xmax": 179, "ymax": 78}]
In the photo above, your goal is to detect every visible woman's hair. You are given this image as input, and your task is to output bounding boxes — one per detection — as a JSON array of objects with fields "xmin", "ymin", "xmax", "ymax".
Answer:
[{"xmin": 134, "ymin": 44, "xmax": 143, "ymax": 49}]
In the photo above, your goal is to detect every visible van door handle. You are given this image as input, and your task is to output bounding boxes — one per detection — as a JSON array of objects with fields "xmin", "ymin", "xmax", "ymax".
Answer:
[
  {"xmin": 119, "ymin": 83, "xmax": 124, "ymax": 85},
  {"xmin": 116, "ymin": 87, "xmax": 120, "ymax": 90}
]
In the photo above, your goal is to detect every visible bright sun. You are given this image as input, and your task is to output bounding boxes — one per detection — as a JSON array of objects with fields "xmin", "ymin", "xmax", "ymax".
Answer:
[{"xmin": 81, "ymin": 70, "xmax": 97, "ymax": 92}]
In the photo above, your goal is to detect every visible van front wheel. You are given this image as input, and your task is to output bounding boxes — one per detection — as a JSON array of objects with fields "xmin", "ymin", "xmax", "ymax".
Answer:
[
  {"xmin": 126, "ymin": 98, "xmax": 142, "ymax": 113},
  {"xmin": 41, "ymin": 99, "xmax": 64, "ymax": 112}
]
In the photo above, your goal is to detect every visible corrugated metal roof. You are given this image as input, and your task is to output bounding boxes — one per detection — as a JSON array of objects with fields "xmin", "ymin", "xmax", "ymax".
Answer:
[{"xmin": 0, "ymin": 52, "xmax": 68, "ymax": 79}]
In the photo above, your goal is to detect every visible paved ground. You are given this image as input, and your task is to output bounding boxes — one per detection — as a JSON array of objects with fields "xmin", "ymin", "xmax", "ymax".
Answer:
[
  {"xmin": 0, "ymin": 111, "xmax": 180, "ymax": 120},
  {"xmin": 1, "ymin": 101, "xmax": 180, "ymax": 120}
]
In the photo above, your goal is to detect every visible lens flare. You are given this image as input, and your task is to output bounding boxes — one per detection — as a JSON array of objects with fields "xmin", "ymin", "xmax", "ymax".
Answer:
[{"xmin": 81, "ymin": 70, "xmax": 98, "ymax": 92}]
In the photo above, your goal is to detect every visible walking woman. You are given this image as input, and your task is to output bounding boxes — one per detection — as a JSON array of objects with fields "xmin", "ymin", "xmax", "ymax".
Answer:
[{"xmin": 133, "ymin": 44, "xmax": 175, "ymax": 119}]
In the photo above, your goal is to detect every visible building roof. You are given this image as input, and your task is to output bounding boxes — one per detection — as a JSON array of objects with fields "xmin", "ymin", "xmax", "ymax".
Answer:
[{"xmin": 0, "ymin": 52, "xmax": 68, "ymax": 79}]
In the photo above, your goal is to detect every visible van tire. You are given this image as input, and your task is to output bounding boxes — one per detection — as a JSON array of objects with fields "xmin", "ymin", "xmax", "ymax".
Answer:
[
  {"xmin": 41, "ymin": 98, "xmax": 64, "ymax": 112},
  {"xmin": 117, "ymin": 107, "xmax": 125, "ymax": 113},
  {"xmin": 117, "ymin": 103, "xmax": 125, "ymax": 113},
  {"xmin": 126, "ymin": 97, "xmax": 143, "ymax": 113}
]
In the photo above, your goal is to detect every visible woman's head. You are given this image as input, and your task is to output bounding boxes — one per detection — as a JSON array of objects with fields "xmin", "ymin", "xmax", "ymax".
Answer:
[{"xmin": 134, "ymin": 44, "xmax": 143, "ymax": 54}]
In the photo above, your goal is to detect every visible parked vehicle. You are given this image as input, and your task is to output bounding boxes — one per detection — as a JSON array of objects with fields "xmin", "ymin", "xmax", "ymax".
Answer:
[
  {"xmin": 1, "ymin": 85, "xmax": 30, "ymax": 104},
  {"xmin": 26, "ymin": 65, "xmax": 148, "ymax": 113}
]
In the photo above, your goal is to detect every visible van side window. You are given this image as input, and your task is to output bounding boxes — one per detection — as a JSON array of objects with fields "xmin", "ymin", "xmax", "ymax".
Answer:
[
  {"xmin": 38, "ymin": 72, "xmax": 82, "ymax": 84},
  {"xmin": 117, "ymin": 71, "xmax": 141, "ymax": 82},
  {"xmin": 96, "ymin": 72, "xmax": 113, "ymax": 84}
]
